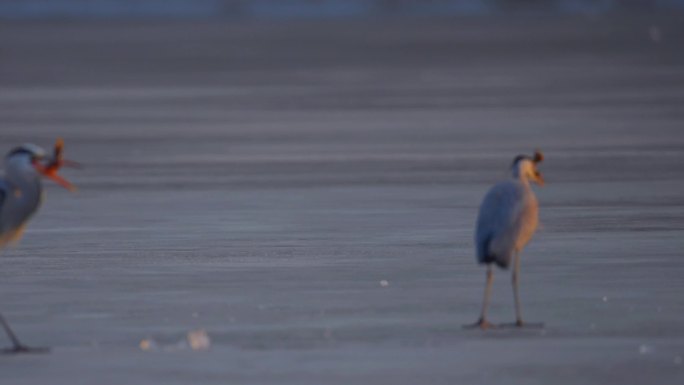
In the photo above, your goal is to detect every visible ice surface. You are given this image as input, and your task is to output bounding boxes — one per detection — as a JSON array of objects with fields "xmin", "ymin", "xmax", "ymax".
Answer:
[{"xmin": 0, "ymin": 16, "xmax": 683, "ymax": 384}]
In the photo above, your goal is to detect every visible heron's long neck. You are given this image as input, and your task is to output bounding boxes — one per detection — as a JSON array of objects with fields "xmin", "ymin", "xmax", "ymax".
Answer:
[{"xmin": 511, "ymin": 167, "xmax": 530, "ymax": 187}]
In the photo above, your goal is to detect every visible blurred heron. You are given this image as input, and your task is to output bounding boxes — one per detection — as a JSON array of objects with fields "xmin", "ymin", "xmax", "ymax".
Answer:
[
  {"xmin": 1, "ymin": 140, "xmax": 76, "ymax": 353},
  {"xmin": 466, "ymin": 150, "xmax": 544, "ymax": 330}
]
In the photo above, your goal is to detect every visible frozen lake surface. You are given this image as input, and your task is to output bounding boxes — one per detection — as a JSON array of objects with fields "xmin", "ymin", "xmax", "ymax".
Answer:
[{"xmin": 1, "ymin": 16, "xmax": 684, "ymax": 384}]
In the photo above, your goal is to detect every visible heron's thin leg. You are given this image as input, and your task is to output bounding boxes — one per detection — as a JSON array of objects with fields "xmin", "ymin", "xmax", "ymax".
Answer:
[
  {"xmin": 464, "ymin": 266, "xmax": 495, "ymax": 329},
  {"xmin": 0, "ymin": 312, "xmax": 28, "ymax": 351},
  {"xmin": 480, "ymin": 265, "xmax": 494, "ymax": 322},
  {"xmin": 512, "ymin": 252, "xmax": 523, "ymax": 326}
]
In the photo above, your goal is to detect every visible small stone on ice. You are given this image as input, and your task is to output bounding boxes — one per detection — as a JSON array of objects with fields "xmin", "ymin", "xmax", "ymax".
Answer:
[
  {"xmin": 380, "ymin": 280, "xmax": 389, "ymax": 287},
  {"xmin": 187, "ymin": 329, "xmax": 211, "ymax": 351},
  {"xmin": 638, "ymin": 344, "xmax": 653, "ymax": 355},
  {"xmin": 139, "ymin": 338, "xmax": 156, "ymax": 351}
]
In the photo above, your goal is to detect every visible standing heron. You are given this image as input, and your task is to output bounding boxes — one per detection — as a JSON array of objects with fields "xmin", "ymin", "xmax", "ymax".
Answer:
[
  {"xmin": 1, "ymin": 140, "xmax": 76, "ymax": 353},
  {"xmin": 466, "ymin": 150, "xmax": 544, "ymax": 330}
]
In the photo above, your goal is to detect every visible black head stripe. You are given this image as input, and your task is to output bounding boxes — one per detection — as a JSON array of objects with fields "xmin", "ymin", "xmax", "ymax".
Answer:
[
  {"xmin": 6, "ymin": 144, "xmax": 46, "ymax": 160},
  {"xmin": 511, "ymin": 154, "xmax": 530, "ymax": 168},
  {"xmin": 6, "ymin": 147, "xmax": 34, "ymax": 158}
]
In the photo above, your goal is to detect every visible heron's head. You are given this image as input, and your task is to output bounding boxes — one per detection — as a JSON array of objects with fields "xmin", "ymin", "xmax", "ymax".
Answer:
[
  {"xmin": 7, "ymin": 143, "xmax": 47, "ymax": 160},
  {"xmin": 6, "ymin": 141, "xmax": 77, "ymax": 191},
  {"xmin": 511, "ymin": 150, "xmax": 544, "ymax": 186}
]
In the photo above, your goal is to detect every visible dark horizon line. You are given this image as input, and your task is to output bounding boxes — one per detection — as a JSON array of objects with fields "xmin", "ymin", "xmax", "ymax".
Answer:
[{"xmin": 1, "ymin": 0, "xmax": 683, "ymax": 21}]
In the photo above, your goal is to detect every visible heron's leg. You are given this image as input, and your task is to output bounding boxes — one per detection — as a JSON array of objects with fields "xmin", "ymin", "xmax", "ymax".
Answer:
[
  {"xmin": 480, "ymin": 265, "xmax": 494, "ymax": 323},
  {"xmin": 512, "ymin": 252, "xmax": 523, "ymax": 326},
  {"xmin": 464, "ymin": 266, "xmax": 495, "ymax": 329},
  {"xmin": 0, "ymin": 312, "xmax": 29, "ymax": 352}
]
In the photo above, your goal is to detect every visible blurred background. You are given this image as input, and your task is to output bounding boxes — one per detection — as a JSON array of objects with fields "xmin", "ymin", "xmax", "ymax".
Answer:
[
  {"xmin": 1, "ymin": 1, "xmax": 683, "ymax": 384},
  {"xmin": 1, "ymin": 0, "xmax": 684, "ymax": 19}
]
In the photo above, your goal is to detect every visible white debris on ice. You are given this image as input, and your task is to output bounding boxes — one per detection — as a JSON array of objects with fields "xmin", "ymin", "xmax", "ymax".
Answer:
[
  {"xmin": 139, "ymin": 330, "xmax": 210, "ymax": 352},
  {"xmin": 379, "ymin": 280, "xmax": 389, "ymax": 287},
  {"xmin": 187, "ymin": 329, "xmax": 211, "ymax": 351},
  {"xmin": 649, "ymin": 26, "xmax": 662, "ymax": 43},
  {"xmin": 638, "ymin": 344, "xmax": 653, "ymax": 355}
]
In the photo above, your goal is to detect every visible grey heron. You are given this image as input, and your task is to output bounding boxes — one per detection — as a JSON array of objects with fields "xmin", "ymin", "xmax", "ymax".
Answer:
[
  {"xmin": 1, "ymin": 139, "xmax": 77, "ymax": 353},
  {"xmin": 466, "ymin": 150, "xmax": 544, "ymax": 330}
]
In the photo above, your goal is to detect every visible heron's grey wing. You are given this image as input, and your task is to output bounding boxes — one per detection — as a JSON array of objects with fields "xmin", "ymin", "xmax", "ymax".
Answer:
[
  {"xmin": 0, "ymin": 179, "xmax": 36, "ymax": 247},
  {"xmin": 0, "ymin": 181, "xmax": 7, "ymax": 234},
  {"xmin": 0, "ymin": 179, "xmax": 7, "ymax": 213},
  {"xmin": 475, "ymin": 181, "xmax": 525, "ymax": 267}
]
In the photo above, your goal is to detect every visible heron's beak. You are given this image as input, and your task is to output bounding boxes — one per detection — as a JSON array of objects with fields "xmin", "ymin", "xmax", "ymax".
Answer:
[{"xmin": 33, "ymin": 160, "xmax": 78, "ymax": 192}]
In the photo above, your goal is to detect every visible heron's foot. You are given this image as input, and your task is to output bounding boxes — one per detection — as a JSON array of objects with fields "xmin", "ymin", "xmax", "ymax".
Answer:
[
  {"xmin": 1, "ymin": 344, "xmax": 50, "ymax": 355},
  {"xmin": 463, "ymin": 318, "xmax": 496, "ymax": 330}
]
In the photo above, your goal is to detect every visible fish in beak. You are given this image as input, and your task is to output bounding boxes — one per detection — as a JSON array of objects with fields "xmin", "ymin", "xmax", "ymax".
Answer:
[
  {"xmin": 533, "ymin": 150, "xmax": 544, "ymax": 186},
  {"xmin": 33, "ymin": 138, "xmax": 79, "ymax": 191}
]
